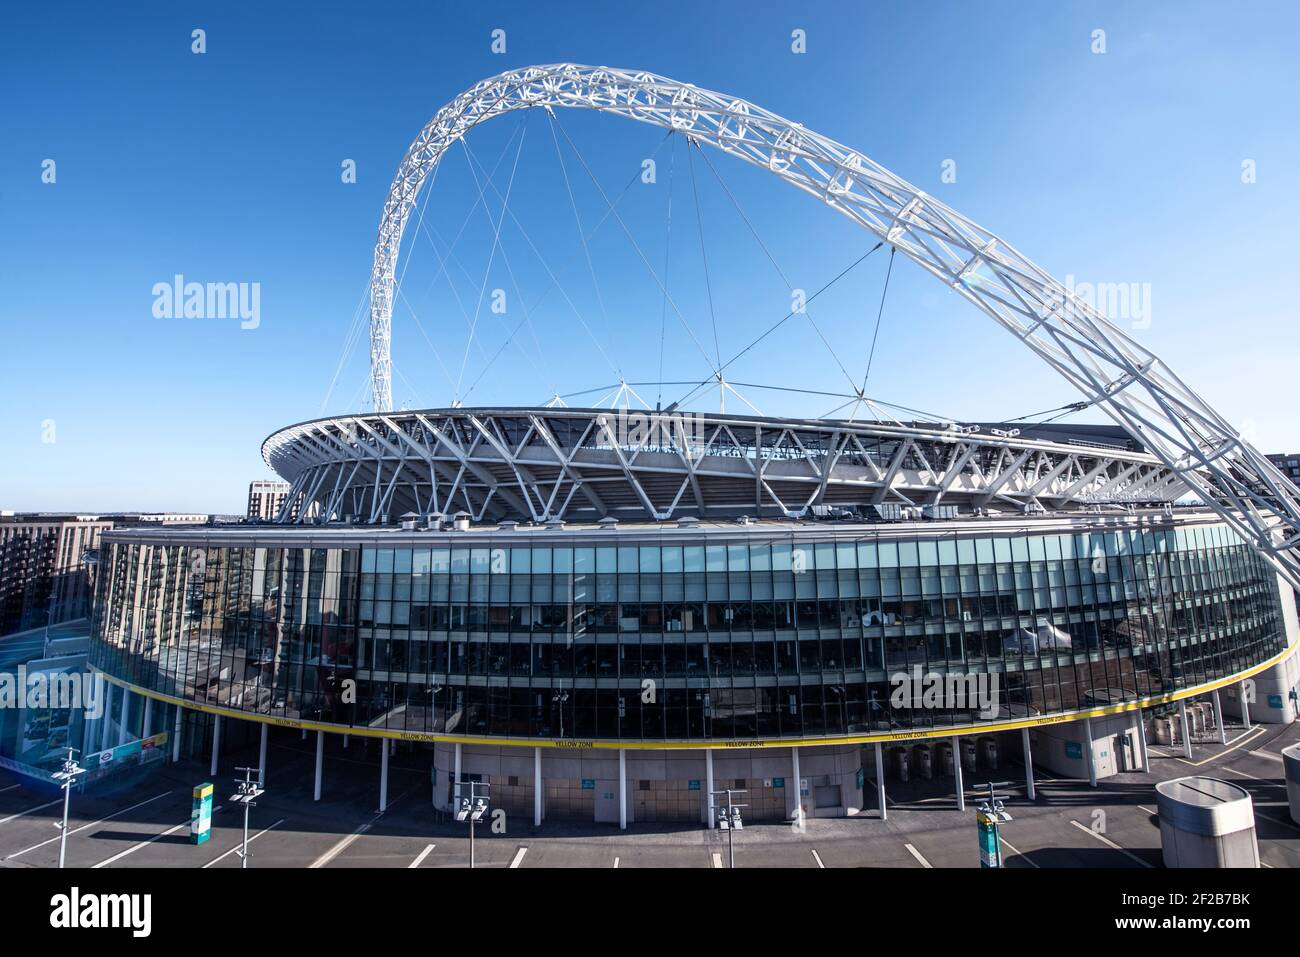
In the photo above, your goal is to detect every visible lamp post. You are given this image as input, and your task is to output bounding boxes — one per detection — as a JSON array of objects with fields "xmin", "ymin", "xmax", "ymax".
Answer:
[
  {"xmin": 551, "ymin": 690, "xmax": 569, "ymax": 738},
  {"xmin": 974, "ymin": 781, "xmax": 1012, "ymax": 868},
  {"xmin": 711, "ymin": 788, "xmax": 747, "ymax": 869},
  {"xmin": 229, "ymin": 765, "xmax": 265, "ymax": 869},
  {"xmin": 455, "ymin": 780, "xmax": 491, "ymax": 868},
  {"xmin": 51, "ymin": 747, "xmax": 86, "ymax": 869}
]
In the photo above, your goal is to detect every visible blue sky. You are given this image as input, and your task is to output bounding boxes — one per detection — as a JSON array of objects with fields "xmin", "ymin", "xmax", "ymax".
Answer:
[{"xmin": 2, "ymin": 0, "xmax": 1298, "ymax": 513}]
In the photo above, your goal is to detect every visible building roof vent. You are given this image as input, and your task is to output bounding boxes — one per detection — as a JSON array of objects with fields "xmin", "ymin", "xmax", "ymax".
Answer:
[
  {"xmin": 497, "ymin": 519, "xmax": 519, "ymax": 531},
  {"xmin": 598, "ymin": 516, "xmax": 619, "ymax": 530},
  {"xmin": 543, "ymin": 518, "xmax": 565, "ymax": 531},
  {"xmin": 676, "ymin": 515, "xmax": 699, "ymax": 527},
  {"xmin": 735, "ymin": 514, "xmax": 753, "ymax": 526},
  {"xmin": 452, "ymin": 511, "xmax": 471, "ymax": 531},
  {"xmin": 399, "ymin": 511, "xmax": 419, "ymax": 531}
]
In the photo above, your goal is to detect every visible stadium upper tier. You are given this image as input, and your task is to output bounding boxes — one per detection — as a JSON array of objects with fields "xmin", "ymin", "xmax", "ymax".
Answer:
[{"xmin": 261, "ymin": 408, "xmax": 1188, "ymax": 525}]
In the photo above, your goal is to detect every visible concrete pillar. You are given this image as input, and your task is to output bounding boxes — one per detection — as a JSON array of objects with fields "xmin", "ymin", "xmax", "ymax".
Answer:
[
  {"xmin": 1083, "ymin": 717, "xmax": 1097, "ymax": 788},
  {"xmin": 705, "ymin": 749, "xmax": 715, "ymax": 828},
  {"xmin": 874, "ymin": 742, "xmax": 887, "ymax": 821},
  {"xmin": 379, "ymin": 737, "xmax": 389, "ymax": 814},
  {"xmin": 791, "ymin": 746, "xmax": 802, "ymax": 821},
  {"xmin": 1137, "ymin": 710, "xmax": 1151, "ymax": 772},
  {"xmin": 313, "ymin": 730, "xmax": 324, "ymax": 801},
  {"xmin": 258, "ymin": 723, "xmax": 268, "ymax": 787},
  {"xmin": 1214, "ymin": 690, "xmax": 1228, "ymax": 746},
  {"xmin": 454, "ymin": 742, "xmax": 463, "ymax": 801},
  {"xmin": 210, "ymin": 714, "xmax": 221, "ymax": 777},
  {"xmin": 1021, "ymin": 727, "xmax": 1036, "ymax": 801},
  {"xmin": 1241, "ymin": 680, "xmax": 1252, "ymax": 729},
  {"xmin": 95, "ymin": 683, "xmax": 110, "ymax": 753},
  {"xmin": 533, "ymin": 747, "xmax": 543, "ymax": 827},
  {"xmin": 142, "ymin": 696, "xmax": 153, "ymax": 739},
  {"xmin": 1179, "ymin": 699, "xmax": 1193, "ymax": 759},
  {"xmin": 118, "ymin": 689, "xmax": 132, "ymax": 746},
  {"xmin": 953, "ymin": 736, "xmax": 965, "ymax": 811},
  {"xmin": 618, "ymin": 749, "xmax": 627, "ymax": 830},
  {"xmin": 172, "ymin": 705, "xmax": 182, "ymax": 762}
]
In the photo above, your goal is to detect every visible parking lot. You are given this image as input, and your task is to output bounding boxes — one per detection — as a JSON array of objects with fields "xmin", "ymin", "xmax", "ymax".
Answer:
[{"xmin": 2, "ymin": 717, "xmax": 1298, "ymax": 869}]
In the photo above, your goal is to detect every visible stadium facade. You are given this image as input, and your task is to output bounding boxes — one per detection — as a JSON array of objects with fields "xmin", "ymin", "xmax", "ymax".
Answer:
[
  {"xmin": 85, "ymin": 410, "xmax": 1300, "ymax": 825},
  {"xmin": 82, "ymin": 64, "xmax": 1300, "ymax": 827}
]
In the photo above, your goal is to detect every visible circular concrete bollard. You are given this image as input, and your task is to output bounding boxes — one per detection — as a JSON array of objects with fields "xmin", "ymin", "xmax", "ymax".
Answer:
[
  {"xmin": 1155, "ymin": 776, "xmax": 1258, "ymax": 868},
  {"xmin": 1282, "ymin": 743, "xmax": 1300, "ymax": 825}
]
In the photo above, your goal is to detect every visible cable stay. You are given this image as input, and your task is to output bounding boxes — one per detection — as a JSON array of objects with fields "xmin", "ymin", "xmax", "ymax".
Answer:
[
  {"xmin": 669, "ymin": 243, "xmax": 884, "ymax": 411},
  {"xmin": 548, "ymin": 111, "xmax": 722, "ymax": 381},
  {"xmin": 453, "ymin": 110, "xmax": 531, "ymax": 404},
  {"xmin": 656, "ymin": 134, "xmax": 678, "ymax": 408},
  {"xmin": 849, "ymin": 245, "xmax": 897, "ymax": 423},
  {"xmin": 693, "ymin": 143, "xmax": 861, "ymax": 397}
]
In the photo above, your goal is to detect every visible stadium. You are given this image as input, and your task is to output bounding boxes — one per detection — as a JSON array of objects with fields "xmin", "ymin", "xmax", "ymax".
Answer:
[{"xmin": 86, "ymin": 65, "xmax": 1300, "ymax": 829}]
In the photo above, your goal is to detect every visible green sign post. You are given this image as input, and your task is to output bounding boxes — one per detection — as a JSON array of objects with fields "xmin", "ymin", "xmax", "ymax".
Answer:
[{"xmin": 191, "ymin": 783, "xmax": 214, "ymax": 845}]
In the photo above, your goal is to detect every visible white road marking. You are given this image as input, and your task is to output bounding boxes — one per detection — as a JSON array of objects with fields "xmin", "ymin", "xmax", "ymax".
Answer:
[
  {"xmin": 0, "ymin": 784, "xmax": 20, "ymax": 795},
  {"xmin": 711, "ymin": 852, "xmax": 724, "ymax": 868},
  {"xmin": 1178, "ymin": 727, "xmax": 1266, "ymax": 767},
  {"xmin": 1254, "ymin": 810, "xmax": 1300, "ymax": 834},
  {"xmin": 409, "ymin": 843, "xmax": 436, "ymax": 868},
  {"xmin": 201, "ymin": 819, "xmax": 284, "ymax": 868},
  {"xmin": 1248, "ymin": 748, "xmax": 1284, "ymax": 764},
  {"xmin": 509, "ymin": 846, "xmax": 528, "ymax": 869},
  {"xmin": 1221, "ymin": 765, "xmax": 1279, "ymax": 784},
  {"xmin": 309, "ymin": 821, "xmax": 372, "ymax": 869},
  {"xmin": 810, "ymin": 848, "xmax": 825, "ymax": 868},
  {"xmin": 93, "ymin": 806, "xmax": 223, "ymax": 868},
  {"xmin": 1138, "ymin": 805, "xmax": 1157, "ymax": 815},
  {"xmin": 0, "ymin": 799, "xmax": 61, "ymax": 825},
  {"xmin": 613, "ymin": 856, "xmax": 620, "ymax": 868},
  {"xmin": 1000, "ymin": 836, "xmax": 1038, "ymax": 868},
  {"xmin": 1069, "ymin": 819, "xmax": 1152, "ymax": 868},
  {"xmin": 904, "ymin": 843, "xmax": 932, "ymax": 868},
  {"xmin": 5, "ymin": 791, "xmax": 172, "ymax": 860}
]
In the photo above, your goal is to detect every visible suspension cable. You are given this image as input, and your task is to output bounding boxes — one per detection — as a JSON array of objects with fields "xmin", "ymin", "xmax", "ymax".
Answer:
[
  {"xmin": 657, "ymin": 135, "xmax": 677, "ymax": 406},
  {"xmin": 693, "ymin": 143, "xmax": 860, "ymax": 394},
  {"xmin": 686, "ymin": 140, "xmax": 722, "ymax": 372},
  {"xmin": 669, "ymin": 243, "xmax": 883, "ymax": 410},
  {"xmin": 861, "ymin": 245, "xmax": 896, "ymax": 393}
]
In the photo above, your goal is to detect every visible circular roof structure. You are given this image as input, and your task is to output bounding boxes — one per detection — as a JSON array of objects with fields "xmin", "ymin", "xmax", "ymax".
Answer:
[{"xmin": 262, "ymin": 407, "xmax": 1185, "ymax": 525}]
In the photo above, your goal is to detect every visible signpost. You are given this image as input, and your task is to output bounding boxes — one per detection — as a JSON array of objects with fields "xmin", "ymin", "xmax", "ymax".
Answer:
[
  {"xmin": 975, "ymin": 782, "xmax": 1012, "ymax": 868},
  {"xmin": 229, "ymin": 766, "xmax": 265, "ymax": 868},
  {"xmin": 454, "ymin": 780, "xmax": 490, "ymax": 868},
  {"xmin": 191, "ymin": 782, "xmax": 214, "ymax": 845},
  {"xmin": 51, "ymin": 747, "xmax": 86, "ymax": 869},
  {"xmin": 711, "ymin": 788, "xmax": 747, "ymax": 869}
]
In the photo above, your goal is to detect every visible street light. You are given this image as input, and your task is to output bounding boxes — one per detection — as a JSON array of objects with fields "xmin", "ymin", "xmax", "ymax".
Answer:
[
  {"xmin": 711, "ymin": 788, "xmax": 747, "ymax": 869},
  {"xmin": 454, "ymin": 780, "xmax": 491, "ymax": 869},
  {"xmin": 551, "ymin": 691, "xmax": 569, "ymax": 738},
  {"xmin": 51, "ymin": 747, "xmax": 86, "ymax": 869},
  {"xmin": 974, "ymin": 781, "xmax": 1012, "ymax": 868},
  {"xmin": 229, "ymin": 765, "xmax": 265, "ymax": 869}
]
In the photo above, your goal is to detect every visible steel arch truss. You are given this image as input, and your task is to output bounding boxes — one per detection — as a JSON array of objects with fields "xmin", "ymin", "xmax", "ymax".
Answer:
[
  {"xmin": 368, "ymin": 63, "xmax": 1300, "ymax": 591},
  {"xmin": 264, "ymin": 409, "xmax": 1187, "ymax": 525}
]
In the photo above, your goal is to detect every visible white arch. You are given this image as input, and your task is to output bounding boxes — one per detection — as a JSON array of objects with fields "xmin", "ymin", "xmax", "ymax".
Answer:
[{"xmin": 370, "ymin": 64, "xmax": 1300, "ymax": 593}]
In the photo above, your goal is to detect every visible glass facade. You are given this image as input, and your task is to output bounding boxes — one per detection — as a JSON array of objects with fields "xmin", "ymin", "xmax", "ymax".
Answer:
[{"xmin": 89, "ymin": 518, "xmax": 1287, "ymax": 742}]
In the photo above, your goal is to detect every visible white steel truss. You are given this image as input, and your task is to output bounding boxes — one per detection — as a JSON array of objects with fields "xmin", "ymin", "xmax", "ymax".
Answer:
[
  {"xmin": 264, "ymin": 409, "xmax": 1186, "ymax": 526},
  {"xmin": 366, "ymin": 64, "xmax": 1300, "ymax": 592}
]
